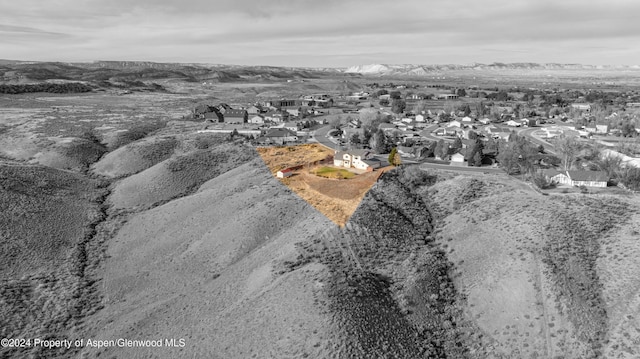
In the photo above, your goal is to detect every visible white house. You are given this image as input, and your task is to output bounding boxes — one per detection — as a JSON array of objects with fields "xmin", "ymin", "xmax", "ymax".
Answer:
[
  {"xmin": 461, "ymin": 116, "xmax": 474, "ymax": 124},
  {"xmin": 544, "ymin": 169, "xmax": 608, "ymax": 187},
  {"xmin": 283, "ymin": 121, "xmax": 299, "ymax": 132},
  {"xmin": 333, "ymin": 149, "xmax": 380, "ymax": 171},
  {"xmin": 415, "ymin": 114, "xmax": 426, "ymax": 122},
  {"xmin": 447, "ymin": 120, "xmax": 462, "ymax": 128},
  {"xmin": 571, "ymin": 103, "xmax": 591, "ymax": 112},
  {"xmin": 505, "ymin": 120, "xmax": 521, "ymax": 127},
  {"xmin": 264, "ymin": 111, "xmax": 286, "ymax": 123},
  {"xmin": 248, "ymin": 115, "xmax": 265, "ymax": 124},
  {"xmin": 450, "ymin": 151, "xmax": 467, "ymax": 166}
]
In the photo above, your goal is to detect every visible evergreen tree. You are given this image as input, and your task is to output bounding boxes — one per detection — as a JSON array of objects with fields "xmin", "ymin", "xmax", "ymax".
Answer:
[{"xmin": 388, "ymin": 147, "xmax": 400, "ymax": 166}]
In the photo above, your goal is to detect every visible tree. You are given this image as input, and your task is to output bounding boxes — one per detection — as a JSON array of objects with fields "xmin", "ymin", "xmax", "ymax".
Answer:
[
  {"xmin": 435, "ymin": 139, "xmax": 450, "ymax": 160},
  {"xmin": 466, "ymin": 139, "xmax": 484, "ymax": 163},
  {"xmin": 496, "ymin": 141, "xmax": 520, "ymax": 174},
  {"xmin": 370, "ymin": 129, "xmax": 389, "ymax": 154},
  {"xmin": 451, "ymin": 137, "xmax": 463, "ymax": 150},
  {"xmin": 554, "ymin": 135, "xmax": 581, "ymax": 171},
  {"xmin": 618, "ymin": 167, "xmax": 640, "ymax": 190},
  {"xmin": 350, "ymin": 133, "xmax": 361, "ymax": 146},
  {"xmin": 391, "ymin": 99, "xmax": 406, "ymax": 114},
  {"xmin": 329, "ymin": 117, "xmax": 342, "ymax": 129},
  {"xmin": 459, "ymin": 103, "xmax": 471, "ymax": 116},
  {"xmin": 388, "ymin": 147, "xmax": 400, "ymax": 166},
  {"xmin": 456, "ymin": 88, "xmax": 467, "ymax": 97},
  {"xmin": 473, "ymin": 151, "xmax": 483, "ymax": 167},
  {"xmin": 594, "ymin": 152, "xmax": 623, "ymax": 179},
  {"xmin": 389, "ymin": 91, "xmax": 402, "ymax": 100}
]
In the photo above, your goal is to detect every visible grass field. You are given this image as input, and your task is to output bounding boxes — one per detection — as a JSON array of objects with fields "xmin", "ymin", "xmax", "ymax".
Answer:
[{"xmin": 312, "ymin": 166, "xmax": 356, "ymax": 179}]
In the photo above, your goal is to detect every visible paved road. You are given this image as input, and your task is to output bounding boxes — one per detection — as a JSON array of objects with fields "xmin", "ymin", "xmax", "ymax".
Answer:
[
  {"xmin": 419, "ymin": 162, "xmax": 505, "ymax": 174},
  {"xmin": 517, "ymin": 127, "xmax": 557, "ymax": 155},
  {"xmin": 420, "ymin": 124, "xmax": 445, "ymax": 142},
  {"xmin": 313, "ymin": 125, "xmax": 341, "ymax": 151}
]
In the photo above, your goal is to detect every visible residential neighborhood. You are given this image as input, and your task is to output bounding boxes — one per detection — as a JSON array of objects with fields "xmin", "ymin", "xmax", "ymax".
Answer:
[{"xmin": 191, "ymin": 82, "xmax": 640, "ymax": 193}]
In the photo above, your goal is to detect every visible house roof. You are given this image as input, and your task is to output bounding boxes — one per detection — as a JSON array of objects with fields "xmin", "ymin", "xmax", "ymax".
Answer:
[
  {"xmin": 224, "ymin": 109, "xmax": 248, "ymax": 117},
  {"xmin": 567, "ymin": 170, "xmax": 608, "ymax": 182},
  {"xmin": 350, "ymin": 149, "xmax": 370, "ymax": 157},
  {"xmin": 362, "ymin": 159, "xmax": 381, "ymax": 166},
  {"xmin": 541, "ymin": 169, "xmax": 564, "ymax": 177},
  {"xmin": 265, "ymin": 128, "xmax": 297, "ymax": 137},
  {"xmin": 278, "ymin": 168, "xmax": 293, "ymax": 173},
  {"xmin": 397, "ymin": 146, "xmax": 414, "ymax": 154},
  {"xmin": 336, "ymin": 149, "xmax": 371, "ymax": 158}
]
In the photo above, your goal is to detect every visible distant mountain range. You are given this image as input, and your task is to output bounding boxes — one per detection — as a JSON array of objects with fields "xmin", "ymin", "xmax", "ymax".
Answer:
[
  {"xmin": 0, "ymin": 60, "xmax": 348, "ymax": 83},
  {"xmin": 3, "ymin": 59, "xmax": 640, "ymax": 83},
  {"xmin": 344, "ymin": 63, "xmax": 640, "ymax": 75}
]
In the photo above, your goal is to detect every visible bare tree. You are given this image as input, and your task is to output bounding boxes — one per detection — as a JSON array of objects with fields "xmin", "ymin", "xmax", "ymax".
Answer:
[{"xmin": 554, "ymin": 135, "xmax": 581, "ymax": 171}]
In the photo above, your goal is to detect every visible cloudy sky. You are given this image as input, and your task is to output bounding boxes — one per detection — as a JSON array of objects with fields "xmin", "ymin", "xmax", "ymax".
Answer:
[{"xmin": 2, "ymin": 0, "xmax": 640, "ymax": 67}]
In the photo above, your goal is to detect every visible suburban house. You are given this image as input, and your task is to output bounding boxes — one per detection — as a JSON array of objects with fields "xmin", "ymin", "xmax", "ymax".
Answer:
[
  {"xmin": 450, "ymin": 150, "xmax": 468, "ymax": 166},
  {"xmin": 397, "ymin": 146, "xmax": 415, "ymax": 157},
  {"xmin": 505, "ymin": 119, "xmax": 521, "ymax": 127},
  {"xmin": 485, "ymin": 126, "xmax": 512, "ymax": 140},
  {"xmin": 203, "ymin": 110, "xmax": 223, "ymax": 122},
  {"xmin": 263, "ymin": 111, "xmax": 288, "ymax": 123},
  {"xmin": 265, "ymin": 99, "xmax": 298, "ymax": 108},
  {"xmin": 542, "ymin": 127, "xmax": 564, "ymax": 139},
  {"xmin": 479, "ymin": 118, "xmax": 492, "ymax": 125},
  {"xmin": 248, "ymin": 115, "xmax": 265, "ymax": 124},
  {"xmin": 283, "ymin": 121, "xmax": 300, "ymax": 132},
  {"xmin": 543, "ymin": 169, "xmax": 608, "ymax": 187},
  {"xmin": 379, "ymin": 123, "xmax": 397, "ymax": 133},
  {"xmin": 333, "ymin": 149, "xmax": 381, "ymax": 171},
  {"xmin": 246, "ymin": 105, "xmax": 264, "ymax": 115},
  {"xmin": 571, "ymin": 103, "xmax": 591, "ymax": 112},
  {"xmin": 261, "ymin": 128, "xmax": 298, "ymax": 145},
  {"xmin": 521, "ymin": 118, "xmax": 538, "ymax": 127},
  {"xmin": 222, "ymin": 109, "xmax": 248, "ymax": 123},
  {"xmin": 408, "ymin": 93, "xmax": 428, "ymax": 100},
  {"xmin": 437, "ymin": 94, "xmax": 459, "ymax": 100},
  {"xmin": 461, "ymin": 116, "xmax": 474, "ymax": 124},
  {"xmin": 595, "ymin": 122, "xmax": 609, "ymax": 134},
  {"xmin": 447, "ymin": 120, "xmax": 462, "ymax": 128},
  {"xmin": 415, "ymin": 114, "xmax": 427, "ymax": 122}
]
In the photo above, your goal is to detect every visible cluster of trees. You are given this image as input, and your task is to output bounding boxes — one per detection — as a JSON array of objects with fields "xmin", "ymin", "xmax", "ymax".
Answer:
[
  {"xmin": 0, "ymin": 82, "xmax": 94, "ymax": 94},
  {"xmin": 496, "ymin": 132, "xmax": 549, "ymax": 176},
  {"xmin": 485, "ymin": 90, "xmax": 512, "ymax": 101}
]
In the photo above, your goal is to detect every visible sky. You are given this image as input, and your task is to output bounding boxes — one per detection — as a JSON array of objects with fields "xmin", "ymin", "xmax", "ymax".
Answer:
[{"xmin": 2, "ymin": 0, "xmax": 640, "ymax": 68}]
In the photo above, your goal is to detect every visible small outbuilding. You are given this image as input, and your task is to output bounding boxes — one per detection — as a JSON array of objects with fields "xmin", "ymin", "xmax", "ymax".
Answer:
[{"xmin": 276, "ymin": 168, "xmax": 293, "ymax": 178}]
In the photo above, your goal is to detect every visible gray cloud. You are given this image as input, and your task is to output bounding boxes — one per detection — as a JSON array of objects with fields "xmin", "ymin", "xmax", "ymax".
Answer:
[{"xmin": 1, "ymin": 0, "xmax": 640, "ymax": 66}]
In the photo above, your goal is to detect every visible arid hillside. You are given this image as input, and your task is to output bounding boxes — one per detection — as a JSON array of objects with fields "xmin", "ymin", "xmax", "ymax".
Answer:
[{"xmin": 427, "ymin": 173, "xmax": 640, "ymax": 359}]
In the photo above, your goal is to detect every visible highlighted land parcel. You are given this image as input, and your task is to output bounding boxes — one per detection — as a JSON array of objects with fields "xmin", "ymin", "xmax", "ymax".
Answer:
[{"xmin": 257, "ymin": 144, "xmax": 389, "ymax": 226}]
